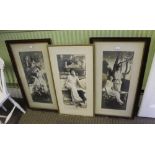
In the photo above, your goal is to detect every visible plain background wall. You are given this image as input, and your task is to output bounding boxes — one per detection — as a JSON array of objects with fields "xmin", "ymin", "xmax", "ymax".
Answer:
[{"xmin": 0, "ymin": 30, "xmax": 155, "ymax": 90}]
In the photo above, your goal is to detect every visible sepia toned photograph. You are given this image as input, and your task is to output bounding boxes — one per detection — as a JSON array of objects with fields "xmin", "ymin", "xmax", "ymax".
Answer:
[
  {"xmin": 57, "ymin": 54, "xmax": 87, "ymax": 108},
  {"xmin": 19, "ymin": 51, "xmax": 52, "ymax": 103},
  {"xmin": 102, "ymin": 51, "xmax": 134, "ymax": 110}
]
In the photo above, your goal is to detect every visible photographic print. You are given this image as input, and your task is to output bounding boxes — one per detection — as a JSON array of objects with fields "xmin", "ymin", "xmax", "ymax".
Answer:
[
  {"xmin": 102, "ymin": 51, "xmax": 134, "ymax": 110},
  {"xmin": 19, "ymin": 51, "xmax": 52, "ymax": 103},
  {"xmin": 90, "ymin": 37, "xmax": 150, "ymax": 117},
  {"xmin": 5, "ymin": 39, "xmax": 58, "ymax": 110},
  {"xmin": 49, "ymin": 46, "xmax": 94, "ymax": 116},
  {"xmin": 57, "ymin": 54, "xmax": 87, "ymax": 108}
]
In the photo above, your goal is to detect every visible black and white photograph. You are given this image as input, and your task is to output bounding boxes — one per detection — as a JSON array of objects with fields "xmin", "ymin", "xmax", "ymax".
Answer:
[
  {"xmin": 48, "ymin": 45, "xmax": 93, "ymax": 116},
  {"xmin": 102, "ymin": 51, "xmax": 134, "ymax": 110},
  {"xmin": 19, "ymin": 51, "xmax": 52, "ymax": 103},
  {"xmin": 57, "ymin": 54, "xmax": 87, "ymax": 108}
]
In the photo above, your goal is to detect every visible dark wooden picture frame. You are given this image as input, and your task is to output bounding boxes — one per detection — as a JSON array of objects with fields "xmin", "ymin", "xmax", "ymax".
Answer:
[
  {"xmin": 5, "ymin": 39, "xmax": 58, "ymax": 110},
  {"xmin": 90, "ymin": 37, "xmax": 150, "ymax": 118}
]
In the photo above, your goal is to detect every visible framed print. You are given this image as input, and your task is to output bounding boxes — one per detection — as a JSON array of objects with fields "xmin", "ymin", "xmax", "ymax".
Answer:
[
  {"xmin": 90, "ymin": 37, "xmax": 150, "ymax": 117},
  {"xmin": 138, "ymin": 54, "xmax": 155, "ymax": 118},
  {"xmin": 5, "ymin": 39, "xmax": 58, "ymax": 110},
  {"xmin": 48, "ymin": 45, "xmax": 94, "ymax": 116}
]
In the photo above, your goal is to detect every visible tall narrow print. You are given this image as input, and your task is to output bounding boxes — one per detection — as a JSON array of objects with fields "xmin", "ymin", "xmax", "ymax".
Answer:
[
  {"xmin": 57, "ymin": 54, "xmax": 87, "ymax": 108},
  {"xmin": 102, "ymin": 51, "xmax": 134, "ymax": 110},
  {"xmin": 19, "ymin": 51, "xmax": 52, "ymax": 103}
]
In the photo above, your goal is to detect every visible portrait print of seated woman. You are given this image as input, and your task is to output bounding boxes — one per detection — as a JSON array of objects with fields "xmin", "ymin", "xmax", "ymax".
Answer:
[
  {"xmin": 102, "ymin": 53, "xmax": 133, "ymax": 109},
  {"xmin": 104, "ymin": 75, "xmax": 124, "ymax": 105},
  {"xmin": 65, "ymin": 69, "xmax": 87, "ymax": 108},
  {"xmin": 103, "ymin": 62, "xmax": 128, "ymax": 105}
]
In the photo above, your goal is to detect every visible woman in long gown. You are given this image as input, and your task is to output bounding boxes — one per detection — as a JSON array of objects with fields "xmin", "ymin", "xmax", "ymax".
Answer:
[
  {"xmin": 65, "ymin": 69, "xmax": 86, "ymax": 107},
  {"xmin": 113, "ymin": 65, "xmax": 122, "ymax": 92},
  {"xmin": 105, "ymin": 76, "xmax": 124, "ymax": 105}
]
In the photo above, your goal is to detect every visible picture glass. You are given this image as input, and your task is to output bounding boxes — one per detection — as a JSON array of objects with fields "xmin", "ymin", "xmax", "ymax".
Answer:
[
  {"xmin": 57, "ymin": 54, "xmax": 87, "ymax": 108},
  {"xmin": 102, "ymin": 51, "xmax": 134, "ymax": 110},
  {"xmin": 91, "ymin": 40, "xmax": 148, "ymax": 117},
  {"xmin": 19, "ymin": 51, "xmax": 52, "ymax": 103}
]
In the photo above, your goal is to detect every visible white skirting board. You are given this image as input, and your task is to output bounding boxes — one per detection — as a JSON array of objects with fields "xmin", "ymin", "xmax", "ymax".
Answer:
[{"xmin": 7, "ymin": 87, "xmax": 23, "ymax": 98}]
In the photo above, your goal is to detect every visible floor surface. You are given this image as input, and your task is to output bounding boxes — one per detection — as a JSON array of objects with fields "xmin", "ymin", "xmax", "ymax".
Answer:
[{"xmin": 19, "ymin": 108, "xmax": 155, "ymax": 124}]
